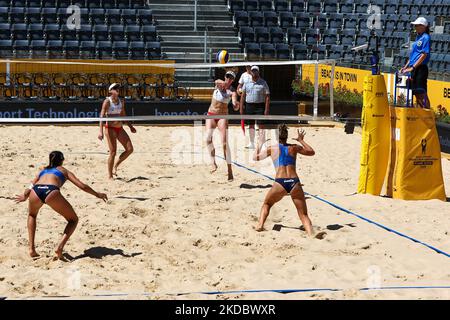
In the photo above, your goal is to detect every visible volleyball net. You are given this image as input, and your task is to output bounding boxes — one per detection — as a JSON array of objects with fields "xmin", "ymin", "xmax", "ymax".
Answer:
[{"xmin": 0, "ymin": 58, "xmax": 339, "ymax": 124}]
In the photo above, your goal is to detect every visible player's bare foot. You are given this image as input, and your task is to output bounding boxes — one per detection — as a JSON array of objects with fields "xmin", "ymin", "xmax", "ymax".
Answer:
[
  {"xmin": 227, "ymin": 173, "xmax": 234, "ymax": 181},
  {"xmin": 254, "ymin": 225, "xmax": 265, "ymax": 232},
  {"xmin": 210, "ymin": 163, "xmax": 218, "ymax": 173},
  {"xmin": 53, "ymin": 249, "xmax": 67, "ymax": 261},
  {"xmin": 29, "ymin": 250, "xmax": 40, "ymax": 259}
]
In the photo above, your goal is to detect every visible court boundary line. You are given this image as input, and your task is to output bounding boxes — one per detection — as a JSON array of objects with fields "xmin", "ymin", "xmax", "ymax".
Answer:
[{"xmin": 217, "ymin": 156, "xmax": 450, "ymax": 259}]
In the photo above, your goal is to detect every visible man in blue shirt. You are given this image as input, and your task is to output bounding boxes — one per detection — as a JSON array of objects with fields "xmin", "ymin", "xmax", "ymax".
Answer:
[{"xmin": 400, "ymin": 17, "xmax": 431, "ymax": 109}]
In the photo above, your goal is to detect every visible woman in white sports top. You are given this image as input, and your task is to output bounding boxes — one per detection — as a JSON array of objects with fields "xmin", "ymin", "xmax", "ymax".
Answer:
[
  {"xmin": 206, "ymin": 71, "xmax": 238, "ymax": 181},
  {"xmin": 98, "ymin": 83, "xmax": 136, "ymax": 180}
]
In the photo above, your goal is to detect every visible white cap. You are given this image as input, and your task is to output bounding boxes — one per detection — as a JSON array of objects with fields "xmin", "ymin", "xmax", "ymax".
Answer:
[
  {"xmin": 109, "ymin": 83, "xmax": 120, "ymax": 91},
  {"xmin": 411, "ymin": 17, "xmax": 428, "ymax": 26},
  {"xmin": 251, "ymin": 65, "xmax": 259, "ymax": 72},
  {"xmin": 225, "ymin": 71, "xmax": 236, "ymax": 78}
]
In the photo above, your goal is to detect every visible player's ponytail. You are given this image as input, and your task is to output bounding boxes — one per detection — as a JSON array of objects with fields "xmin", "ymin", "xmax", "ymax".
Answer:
[
  {"xmin": 278, "ymin": 124, "xmax": 289, "ymax": 144},
  {"xmin": 46, "ymin": 151, "xmax": 65, "ymax": 169}
]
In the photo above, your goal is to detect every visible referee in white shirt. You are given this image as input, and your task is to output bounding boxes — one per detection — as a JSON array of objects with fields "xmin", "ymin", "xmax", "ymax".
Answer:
[{"xmin": 239, "ymin": 66, "xmax": 270, "ymax": 149}]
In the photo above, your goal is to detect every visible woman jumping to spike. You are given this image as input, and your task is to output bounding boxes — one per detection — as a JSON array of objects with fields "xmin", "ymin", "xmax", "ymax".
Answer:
[
  {"xmin": 99, "ymin": 83, "xmax": 136, "ymax": 180},
  {"xmin": 15, "ymin": 151, "xmax": 108, "ymax": 260},
  {"xmin": 253, "ymin": 125, "xmax": 324, "ymax": 238}
]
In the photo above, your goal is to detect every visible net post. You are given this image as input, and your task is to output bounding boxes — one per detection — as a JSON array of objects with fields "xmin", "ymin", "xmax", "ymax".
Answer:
[
  {"xmin": 313, "ymin": 62, "xmax": 319, "ymax": 119},
  {"xmin": 330, "ymin": 60, "xmax": 335, "ymax": 118}
]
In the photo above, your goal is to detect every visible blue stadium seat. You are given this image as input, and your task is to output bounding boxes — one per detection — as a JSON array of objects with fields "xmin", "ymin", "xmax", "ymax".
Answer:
[
  {"xmin": 142, "ymin": 25, "xmax": 157, "ymax": 42},
  {"xmin": 354, "ymin": 3, "xmax": 369, "ymax": 14},
  {"xmin": 233, "ymin": 11, "xmax": 249, "ymax": 27},
  {"xmin": 384, "ymin": 4, "xmax": 397, "ymax": 15},
  {"xmin": 311, "ymin": 13, "xmax": 327, "ymax": 30},
  {"xmin": 57, "ymin": 0, "xmax": 73, "ymax": 9},
  {"xmin": 264, "ymin": 11, "xmax": 278, "ymax": 27},
  {"xmin": 343, "ymin": 15, "xmax": 357, "ymax": 29},
  {"xmin": 0, "ymin": 23, "xmax": 11, "ymax": 40},
  {"xmin": 259, "ymin": 0, "xmax": 273, "ymax": 11},
  {"xmin": 13, "ymin": 39, "xmax": 30, "ymax": 58},
  {"xmin": 129, "ymin": 41, "xmax": 146, "ymax": 59},
  {"xmin": 47, "ymin": 39, "xmax": 64, "ymax": 58},
  {"xmin": 146, "ymin": 41, "xmax": 161, "ymax": 59},
  {"xmin": 93, "ymin": 25, "xmax": 109, "ymax": 42},
  {"xmin": 323, "ymin": 28, "xmax": 338, "ymax": 45},
  {"xmin": 30, "ymin": 39, "xmax": 47, "ymax": 58},
  {"xmin": 14, "ymin": 0, "xmax": 28, "ymax": 7},
  {"xmin": 110, "ymin": 25, "xmax": 125, "ymax": 42},
  {"xmin": 125, "ymin": 25, "xmax": 141, "ymax": 42},
  {"xmin": 275, "ymin": 43, "xmax": 290, "ymax": 59},
  {"xmin": 245, "ymin": 42, "xmax": 261, "ymax": 60},
  {"xmin": 309, "ymin": 44, "xmax": 326, "ymax": 60},
  {"xmin": 340, "ymin": 0, "xmax": 354, "ymax": 14},
  {"xmin": 287, "ymin": 27, "xmax": 303, "ymax": 44},
  {"xmin": 10, "ymin": 7, "xmax": 26, "ymax": 24},
  {"xmin": 296, "ymin": 12, "xmax": 310, "ymax": 29},
  {"xmin": 323, "ymin": 1, "xmax": 338, "ymax": 14},
  {"xmin": 274, "ymin": 0, "xmax": 289, "ymax": 12},
  {"xmin": 239, "ymin": 26, "xmax": 254, "ymax": 45},
  {"xmin": 28, "ymin": 23, "xmax": 44, "ymax": 40},
  {"xmin": 254, "ymin": 26, "xmax": 269, "ymax": 43},
  {"xmin": 228, "ymin": 0, "xmax": 244, "ymax": 12},
  {"xmin": 328, "ymin": 13, "xmax": 343, "ymax": 29},
  {"xmin": 340, "ymin": 29, "xmax": 355, "ymax": 46},
  {"xmin": 79, "ymin": 40, "xmax": 96, "ymax": 59},
  {"xmin": 41, "ymin": 0, "xmax": 56, "ymax": 8},
  {"xmin": 249, "ymin": 10, "xmax": 264, "ymax": 27},
  {"xmin": 137, "ymin": 9, "xmax": 152, "ymax": 26},
  {"xmin": 0, "ymin": 40, "xmax": 13, "ymax": 57},
  {"xmin": 25, "ymin": 7, "xmax": 42, "ymax": 24},
  {"xmin": 270, "ymin": 26, "xmax": 284, "ymax": 43},
  {"xmin": 292, "ymin": 43, "xmax": 308, "ymax": 60},
  {"xmin": 113, "ymin": 41, "xmax": 129, "ymax": 60},
  {"xmin": 307, "ymin": 0, "xmax": 322, "ymax": 13},
  {"xmin": 244, "ymin": 0, "xmax": 258, "ymax": 11},
  {"xmin": 291, "ymin": 0, "xmax": 306, "ymax": 13},
  {"xmin": 121, "ymin": 9, "xmax": 137, "ymax": 25},
  {"xmin": 90, "ymin": 8, "xmax": 106, "ymax": 25},
  {"xmin": 106, "ymin": 8, "xmax": 122, "ymax": 25},
  {"xmin": 63, "ymin": 40, "xmax": 80, "ymax": 59},
  {"xmin": 77, "ymin": 24, "xmax": 92, "ymax": 42},
  {"xmin": 260, "ymin": 42, "xmax": 276, "ymax": 59},
  {"xmin": 11, "ymin": 23, "xmax": 28, "ymax": 41},
  {"xmin": 0, "ymin": 0, "xmax": 10, "ymax": 6},
  {"xmin": 87, "ymin": 0, "xmax": 102, "ymax": 9},
  {"xmin": 117, "ymin": 0, "xmax": 131, "ymax": 10},
  {"xmin": 305, "ymin": 29, "xmax": 320, "ymax": 45},
  {"xmin": 279, "ymin": 11, "xmax": 294, "ymax": 28},
  {"xmin": 97, "ymin": 40, "xmax": 113, "ymax": 59},
  {"xmin": 45, "ymin": 24, "xmax": 61, "ymax": 41},
  {"xmin": 0, "ymin": 7, "xmax": 9, "ymax": 22}
]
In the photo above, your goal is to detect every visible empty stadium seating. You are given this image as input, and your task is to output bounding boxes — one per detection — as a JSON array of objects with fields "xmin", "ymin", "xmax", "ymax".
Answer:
[
  {"xmin": 0, "ymin": 0, "xmax": 161, "ymax": 60},
  {"xmin": 228, "ymin": 0, "xmax": 449, "ymax": 75}
]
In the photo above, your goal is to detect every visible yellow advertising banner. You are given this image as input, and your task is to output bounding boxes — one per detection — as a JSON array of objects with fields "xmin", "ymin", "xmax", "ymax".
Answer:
[
  {"xmin": 301, "ymin": 64, "xmax": 449, "ymax": 110},
  {"xmin": 428, "ymin": 79, "xmax": 450, "ymax": 111},
  {"xmin": 301, "ymin": 64, "xmax": 388, "ymax": 93},
  {"xmin": 387, "ymin": 107, "xmax": 446, "ymax": 201}
]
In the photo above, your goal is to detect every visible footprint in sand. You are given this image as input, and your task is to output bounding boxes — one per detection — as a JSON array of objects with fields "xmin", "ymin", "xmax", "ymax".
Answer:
[{"xmin": 315, "ymin": 232, "xmax": 327, "ymax": 240}]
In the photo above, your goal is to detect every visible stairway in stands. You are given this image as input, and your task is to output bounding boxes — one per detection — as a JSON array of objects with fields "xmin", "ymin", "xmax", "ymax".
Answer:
[{"xmin": 147, "ymin": 0, "xmax": 243, "ymax": 88}]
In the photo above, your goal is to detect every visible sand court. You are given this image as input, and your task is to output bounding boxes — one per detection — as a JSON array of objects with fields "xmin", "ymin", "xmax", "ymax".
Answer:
[{"xmin": 0, "ymin": 125, "xmax": 449, "ymax": 299}]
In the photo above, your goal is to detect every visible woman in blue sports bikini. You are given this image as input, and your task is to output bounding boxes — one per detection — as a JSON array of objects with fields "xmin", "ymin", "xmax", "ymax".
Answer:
[
  {"xmin": 15, "ymin": 151, "xmax": 108, "ymax": 260},
  {"xmin": 253, "ymin": 124, "xmax": 321, "ymax": 238}
]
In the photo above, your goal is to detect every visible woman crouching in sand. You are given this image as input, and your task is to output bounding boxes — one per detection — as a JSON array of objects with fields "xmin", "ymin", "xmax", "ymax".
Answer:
[
  {"xmin": 15, "ymin": 151, "xmax": 108, "ymax": 260},
  {"xmin": 252, "ymin": 125, "xmax": 325, "ymax": 239}
]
